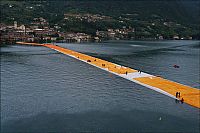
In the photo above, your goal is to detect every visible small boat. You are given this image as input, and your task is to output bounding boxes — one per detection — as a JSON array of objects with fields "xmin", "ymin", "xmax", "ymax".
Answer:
[{"xmin": 173, "ymin": 64, "xmax": 180, "ymax": 68}]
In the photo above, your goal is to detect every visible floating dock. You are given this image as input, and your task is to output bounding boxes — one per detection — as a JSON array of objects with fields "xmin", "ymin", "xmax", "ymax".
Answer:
[{"xmin": 16, "ymin": 42, "xmax": 200, "ymax": 108}]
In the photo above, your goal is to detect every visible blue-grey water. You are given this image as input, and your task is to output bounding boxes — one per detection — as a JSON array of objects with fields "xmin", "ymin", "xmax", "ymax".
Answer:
[{"xmin": 1, "ymin": 40, "xmax": 200, "ymax": 132}]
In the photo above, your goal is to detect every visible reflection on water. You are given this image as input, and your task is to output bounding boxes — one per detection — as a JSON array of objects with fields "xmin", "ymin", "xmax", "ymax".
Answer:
[{"xmin": 1, "ymin": 40, "xmax": 200, "ymax": 132}]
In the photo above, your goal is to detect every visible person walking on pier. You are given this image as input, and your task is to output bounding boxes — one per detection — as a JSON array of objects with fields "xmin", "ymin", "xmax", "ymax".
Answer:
[
  {"xmin": 181, "ymin": 98, "xmax": 184, "ymax": 104},
  {"xmin": 176, "ymin": 92, "xmax": 178, "ymax": 98}
]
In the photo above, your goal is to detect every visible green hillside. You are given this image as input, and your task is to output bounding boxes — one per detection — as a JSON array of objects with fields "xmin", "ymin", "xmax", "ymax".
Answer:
[{"xmin": 1, "ymin": 0, "xmax": 199, "ymax": 39}]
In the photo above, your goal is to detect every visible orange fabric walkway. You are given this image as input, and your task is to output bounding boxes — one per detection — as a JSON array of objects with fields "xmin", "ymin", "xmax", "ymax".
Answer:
[
  {"xmin": 16, "ymin": 42, "xmax": 200, "ymax": 109},
  {"xmin": 43, "ymin": 43, "xmax": 137, "ymax": 74},
  {"xmin": 134, "ymin": 77, "xmax": 200, "ymax": 108}
]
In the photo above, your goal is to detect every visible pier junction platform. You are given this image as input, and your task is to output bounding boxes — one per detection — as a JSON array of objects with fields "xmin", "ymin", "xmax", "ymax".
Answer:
[{"xmin": 16, "ymin": 42, "xmax": 200, "ymax": 109}]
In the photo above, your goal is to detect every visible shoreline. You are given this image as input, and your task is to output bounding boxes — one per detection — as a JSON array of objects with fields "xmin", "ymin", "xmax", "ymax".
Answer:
[{"xmin": 1, "ymin": 39, "xmax": 199, "ymax": 46}]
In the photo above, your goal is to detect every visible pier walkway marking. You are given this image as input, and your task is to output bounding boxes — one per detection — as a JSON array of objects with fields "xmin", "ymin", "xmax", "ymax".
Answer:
[{"xmin": 16, "ymin": 42, "xmax": 200, "ymax": 109}]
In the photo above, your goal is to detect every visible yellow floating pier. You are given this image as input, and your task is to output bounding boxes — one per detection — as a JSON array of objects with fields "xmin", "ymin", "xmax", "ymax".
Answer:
[{"xmin": 16, "ymin": 42, "xmax": 200, "ymax": 109}]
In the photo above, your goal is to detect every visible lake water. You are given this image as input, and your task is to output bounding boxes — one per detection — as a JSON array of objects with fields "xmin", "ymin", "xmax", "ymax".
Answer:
[{"xmin": 1, "ymin": 40, "xmax": 200, "ymax": 132}]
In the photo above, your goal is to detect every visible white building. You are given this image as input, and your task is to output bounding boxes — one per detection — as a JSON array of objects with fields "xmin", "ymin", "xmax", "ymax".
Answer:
[
  {"xmin": 19, "ymin": 25, "xmax": 25, "ymax": 30},
  {"xmin": 14, "ymin": 21, "xmax": 17, "ymax": 29}
]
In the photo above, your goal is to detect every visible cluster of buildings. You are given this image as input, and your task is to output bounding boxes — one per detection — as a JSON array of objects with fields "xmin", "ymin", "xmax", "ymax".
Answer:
[
  {"xmin": 96, "ymin": 26, "xmax": 135, "ymax": 40},
  {"xmin": 1, "ymin": 21, "xmax": 54, "ymax": 44},
  {"xmin": 0, "ymin": 19, "xmax": 93, "ymax": 45},
  {"xmin": 64, "ymin": 13, "xmax": 112, "ymax": 22},
  {"xmin": 0, "ymin": 16, "xmax": 136, "ymax": 45},
  {"xmin": 1, "ymin": 14, "xmax": 195, "ymax": 45},
  {"xmin": 31, "ymin": 17, "xmax": 49, "ymax": 25},
  {"xmin": 58, "ymin": 32, "xmax": 92, "ymax": 42}
]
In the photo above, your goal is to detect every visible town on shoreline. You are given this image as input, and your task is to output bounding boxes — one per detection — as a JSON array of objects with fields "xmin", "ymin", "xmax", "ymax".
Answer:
[
  {"xmin": 1, "ymin": 18, "xmax": 197, "ymax": 46},
  {"xmin": 1, "ymin": 1, "xmax": 199, "ymax": 46}
]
